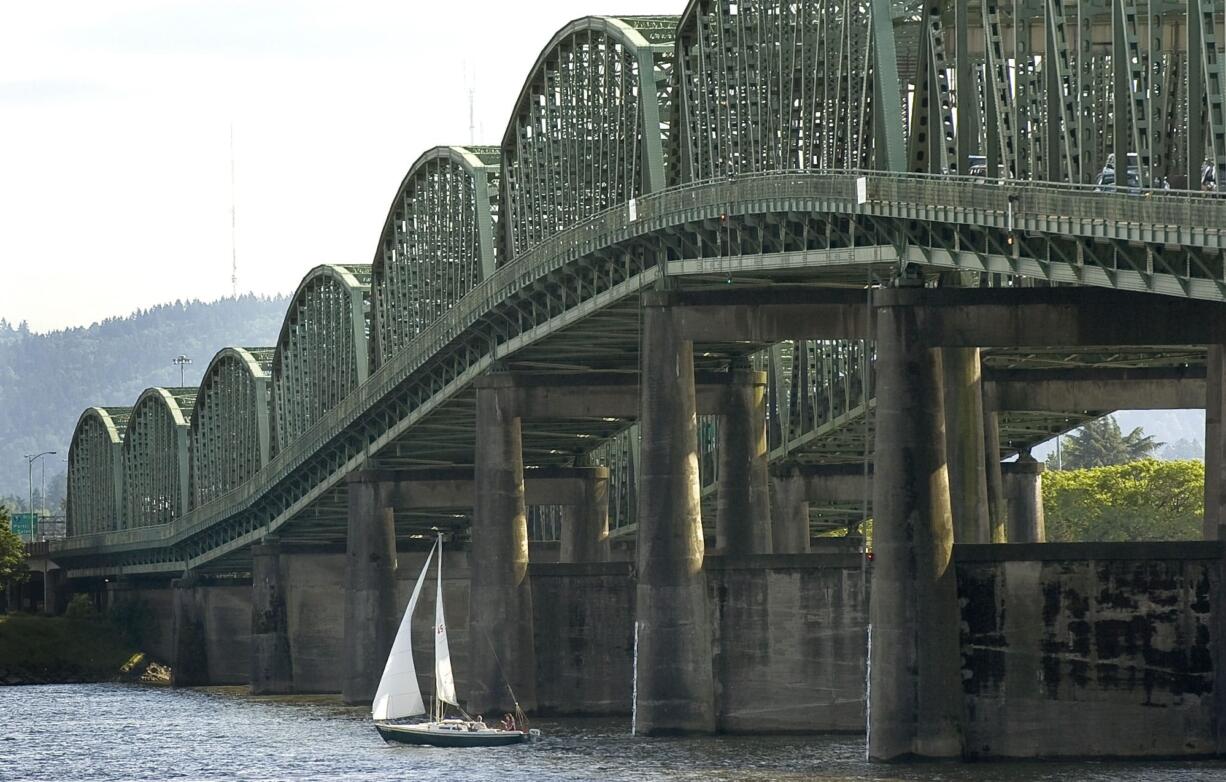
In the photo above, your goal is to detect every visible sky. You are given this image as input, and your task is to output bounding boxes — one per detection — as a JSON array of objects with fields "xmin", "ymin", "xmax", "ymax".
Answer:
[{"xmin": 0, "ymin": 0, "xmax": 671, "ymax": 332}]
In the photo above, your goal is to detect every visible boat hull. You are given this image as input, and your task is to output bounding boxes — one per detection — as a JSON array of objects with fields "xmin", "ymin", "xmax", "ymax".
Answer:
[{"xmin": 376, "ymin": 723, "xmax": 529, "ymax": 748}]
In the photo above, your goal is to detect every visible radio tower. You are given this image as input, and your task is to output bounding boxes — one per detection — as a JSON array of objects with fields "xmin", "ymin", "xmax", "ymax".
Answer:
[{"xmin": 229, "ymin": 124, "xmax": 238, "ymax": 298}]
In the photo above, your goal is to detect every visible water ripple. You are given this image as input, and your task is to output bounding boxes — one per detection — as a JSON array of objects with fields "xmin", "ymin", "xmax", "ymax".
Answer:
[{"xmin": 0, "ymin": 684, "xmax": 1223, "ymax": 782}]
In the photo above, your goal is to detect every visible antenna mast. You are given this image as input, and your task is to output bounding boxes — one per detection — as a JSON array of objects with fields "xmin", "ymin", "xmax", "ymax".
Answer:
[{"xmin": 229, "ymin": 124, "xmax": 238, "ymax": 298}]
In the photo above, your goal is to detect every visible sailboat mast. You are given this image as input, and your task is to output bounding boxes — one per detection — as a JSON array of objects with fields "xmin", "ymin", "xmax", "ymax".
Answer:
[{"xmin": 436, "ymin": 531, "xmax": 443, "ymax": 723}]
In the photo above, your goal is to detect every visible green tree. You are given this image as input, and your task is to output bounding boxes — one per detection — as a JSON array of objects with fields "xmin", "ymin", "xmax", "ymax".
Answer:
[
  {"xmin": 1052, "ymin": 415, "xmax": 1162, "ymax": 470},
  {"xmin": 0, "ymin": 506, "xmax": 30, "ymax": 585},
  {"xmin": 1042, "ymin": 459, "xmax": 1203, "ymax": 541}
]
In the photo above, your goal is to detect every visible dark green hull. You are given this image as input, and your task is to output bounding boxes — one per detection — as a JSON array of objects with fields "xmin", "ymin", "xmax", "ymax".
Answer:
[{"xmin": 376, "ymin": 723, "xmax": 528, "ymax": 748}]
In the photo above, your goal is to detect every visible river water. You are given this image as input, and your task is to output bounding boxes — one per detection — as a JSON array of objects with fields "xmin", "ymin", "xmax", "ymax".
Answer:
[{"xmin": 2, "ymin": 684, "xmax": 1225, "ymax": 781}]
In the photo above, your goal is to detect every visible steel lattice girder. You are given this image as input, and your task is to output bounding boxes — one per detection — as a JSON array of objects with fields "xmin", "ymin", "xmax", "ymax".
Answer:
[
  {"xmin": 370, "ymin": 146, "xmax": 501, "ymax": 369},
  {"xmin": 66, "ymin": 406, "xmax": 129, "ymax": 536},
  {"xmin": 501, "ymin": 15, "xmax": 677, "ymax": 260},
  {"xmin": 122, "ymin": 387, "xmax": 195, "ymax": 529},
  {"xmin": 270, "ymin": 264, "xmax": 371, "ymax": 455},
  {"xmin": 191, "ymin": 347, "xmax": 273, "ymax": 508}
]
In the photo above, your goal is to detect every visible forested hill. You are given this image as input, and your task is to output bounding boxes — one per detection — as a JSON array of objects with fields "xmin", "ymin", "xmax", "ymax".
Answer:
[{"xmin": 0, "ymin": 294, "xmax": 289, "ymax": 507}]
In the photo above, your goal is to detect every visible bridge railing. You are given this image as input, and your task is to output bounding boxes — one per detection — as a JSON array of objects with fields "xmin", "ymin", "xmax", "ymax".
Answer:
[{"xmin": 56, "ymin": 170, "xmax": 1226, "ymax": 558}]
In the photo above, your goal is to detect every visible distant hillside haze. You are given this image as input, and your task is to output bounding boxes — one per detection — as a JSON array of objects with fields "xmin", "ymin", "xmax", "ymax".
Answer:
[{"xmin": 0, "ymin": 294, "xmax": 289, "ymax": 505}]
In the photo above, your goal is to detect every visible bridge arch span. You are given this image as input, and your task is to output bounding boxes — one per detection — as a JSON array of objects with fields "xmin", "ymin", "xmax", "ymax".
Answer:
[
  {"xmin": 123, "ymin": 387, "xmax": 195, "ymax": 528},
  {"xmin": 66, "ymin": 406, "xmax": 130, "ymax": 537},
  {"xmin": 370, "ymin": 145, "xmax": 500, "ymax": 369},
  {"xmin": 271, "ymin": 263, "xmax": 371, "ymax": 455},
  {"xmin": 500, "ymin": 14, "xmax": 678, "ymax": 260},
  {"xmin": 675, "ymin": 0, "xmax": 882, "ymax": 182},
  {"xmin": 191, "ymin": 347, "xmax": 273, "ymax": 508}
]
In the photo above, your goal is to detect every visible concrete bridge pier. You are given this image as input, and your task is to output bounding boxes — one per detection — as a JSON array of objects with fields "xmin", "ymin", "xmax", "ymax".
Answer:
[
  {"xmin": 171, "ymin": 572, "xmax": 208, "ymax": 687},
  {"xmin": 868, "ymin": 295, "xmax": 964, "ymax": 761},
  {"xmin": 469, "ymin": 384, "xmax": 537, "ymax": 715},
  {"xmin": 251, "ymin": 540, "xmax": 293, "ymax": 694},
  {"xmin": 1206, "ymin": 345, "xmax": 1225, "ymax": 540},
  {"xmin": 1004, "ymin": 454, "xmax": 1046, "ymax": 543},
  {"xmin": 981, "ymin": 384, "xmax": 1007, "ymax": 543},
  {"xmin": 342, "ymin": 474, "xmax": 398, "ymax": 704},
  {"xmin": 42, "ymin": 567, "xmax": 66, "ymax": 616},
  {"xmin": 4, "ymin": 579, "xmax": 21, "ymax": 613},
  {"xmin": 560, "ymin": 466, "xmax": 611, "ymax": 564},
  {"xmin": 942, "ymin": 347, "xmax": 990, "ymax": 543},
  {"xmin": 634, "ymin": 292, "xmax": 716, "ymax": 735},
  {"xmin": 769, "ymin": 466, "xmax": 810, "ymax": 554},
  {"xmin": 715, "ymin": 362, "xmax": 771, "ymax": 555}
]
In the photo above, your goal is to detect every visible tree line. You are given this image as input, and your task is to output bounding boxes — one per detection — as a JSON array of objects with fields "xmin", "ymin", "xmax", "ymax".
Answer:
[{"xmin": 0, "ymin": 294, "xmax": 288, "ymax": 508}]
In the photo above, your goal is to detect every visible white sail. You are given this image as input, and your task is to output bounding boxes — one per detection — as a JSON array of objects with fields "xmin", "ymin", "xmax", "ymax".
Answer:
[
  {"xmin": 371, "ymin": 541, "xmax": 437, "ymax": 721},
  {"xmin": 434, "ymin": 534, "xmax": 458, "ymax": 706}
]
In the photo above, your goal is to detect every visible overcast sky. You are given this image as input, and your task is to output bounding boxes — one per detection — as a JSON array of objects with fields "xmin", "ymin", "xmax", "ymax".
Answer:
[{"xmin": 0, "ymin": 0, "xmax": 672, "ymax": 332}]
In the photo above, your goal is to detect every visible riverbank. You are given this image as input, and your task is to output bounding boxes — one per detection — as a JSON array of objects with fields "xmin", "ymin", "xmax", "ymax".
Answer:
[{"xmin": 0, "ymin": 613, "xmax": 167, "ymax": 685}]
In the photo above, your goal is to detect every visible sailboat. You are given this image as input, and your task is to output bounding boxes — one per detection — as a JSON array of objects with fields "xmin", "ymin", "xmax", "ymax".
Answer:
[{"xmin": 372, "ymin": 532, "xmax": 537, "ymax": 747}]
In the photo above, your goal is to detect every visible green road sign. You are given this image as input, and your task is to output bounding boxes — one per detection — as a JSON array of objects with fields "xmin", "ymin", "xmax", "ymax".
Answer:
[{"xmin": 9, "ymin": 513, "xmax": 36, "ymax": 539}]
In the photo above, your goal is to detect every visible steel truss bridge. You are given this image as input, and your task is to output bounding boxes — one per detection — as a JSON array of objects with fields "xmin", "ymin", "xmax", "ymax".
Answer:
[{"xmin": 57, "ymin": 0, "xmax": 1226, "ymax": 577}]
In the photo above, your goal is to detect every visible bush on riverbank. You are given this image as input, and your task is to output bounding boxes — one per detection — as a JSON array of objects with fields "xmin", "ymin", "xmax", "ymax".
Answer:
[{"xmin": 0, "ymin": 609, "xmax": 147, "ymax": 685}]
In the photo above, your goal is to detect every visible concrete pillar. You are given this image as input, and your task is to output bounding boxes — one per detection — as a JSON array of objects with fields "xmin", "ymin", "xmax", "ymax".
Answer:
[
  {"xmin": 469, "ymin": 385, "xmax": 536, "ymax": 714},
  {"xmin": 942, "ymin": 347, "xmax": 990, "ymax": 543},
  {"xmin": 982, "ymin": 384, "xmax": 1007, "ymax": 543},
  {"xmin": 171, "ymin": 573, "xmax": 208, "ymax": 687},
  {"xmin": 4, "ymin": 579, "xmax": 20, "ymax": 613},
  {"xmin": 251, "ymin": 541, "xmax": 293, "ymax": 694},
  {"xmin": 1205, "ymin": 345, "xmax": 1225, "ymax": 540},
  {"xmin": 715, "ymin": 365, "xmax": 771, "ymax": 555},
  {"xmin": 342, "ymin": 475, "xmax": 398, "ymax": 705},
  {"xmin": 42, "ymin": 568, "xmax": 66, "ymax": 616},
  {"xmin": 769, "ymin": 468, "xmax": 810, "ymax": 554},
  {"xmin": 1004, "ymin": 454, "xmax": 1046, "ymax": 543},
  {"xmin": 560, "ymin": 467, "xmax": 611, "ymax": 564},
  {"xmin": 634, "ymin": 292, "xmax": 715, "ymax": 735},
  {"xmin": 868, "ymin": 297, "xmax": 964, "ymax": 761}
]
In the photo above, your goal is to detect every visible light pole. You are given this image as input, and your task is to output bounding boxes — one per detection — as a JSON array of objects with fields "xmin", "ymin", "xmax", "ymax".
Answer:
[
  {"xmin": 173, "ymin": 355, "xmax": 193, "ymax": 387},
  {"xmin": 24, "ymin": 451, "xmax": 55, "ymax": 542}
]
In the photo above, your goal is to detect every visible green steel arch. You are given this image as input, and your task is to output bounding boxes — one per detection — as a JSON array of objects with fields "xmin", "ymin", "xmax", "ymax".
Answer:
[
  {"xmin": 191, "ymin": 346, "xmax": 274, "ymax": 508},
  {"xmin": 66, "ymin": 406, "xmax": 130, "ymax": 537},
  {"xmin": 270, "ymin": 263, "xmax": 372, "ymax": 455},
  {"xmin": 370, "ymin": 145, "xmax": 501, "ymax": 369},
  {"xmin": 675, "ymin": 0, "xmax": 884, "ymax": 181},
  {"xmin": 123, "ymin": 387, "xmax": 196, "ymax": 529},
  {"xmin": 500, "ymin": 15, "xmax": 679, "ymax": 260}
]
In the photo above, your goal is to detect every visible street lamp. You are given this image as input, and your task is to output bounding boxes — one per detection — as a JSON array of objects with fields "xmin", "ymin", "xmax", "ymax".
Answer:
[
  {"xmin": 172, "ymin": 355, "xmax": 193, "ymax": 387},
  {"xmin": 24, "ymin": 451, "xmax": 55, "ymax": 542}
]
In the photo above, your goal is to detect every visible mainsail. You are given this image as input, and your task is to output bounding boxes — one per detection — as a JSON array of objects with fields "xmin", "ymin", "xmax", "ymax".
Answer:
[
  {"xmin": 371, "ymin": 541, "xmax": 437, "ymax": 721},
  {"xmin": 435, "ymin": 534, "xmax": 458, "ymax": 706}
]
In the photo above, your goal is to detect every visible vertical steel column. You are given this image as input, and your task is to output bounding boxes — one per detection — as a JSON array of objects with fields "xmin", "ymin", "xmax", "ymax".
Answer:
[
  {"xmin": 1189, "ymin": 0, "xmax": 1206, "ymax": 188},
  {"xmin": 870, "ymin": 0, "xmax": 906, "ymax": 170},
  {"xmin": 1045, "ymin": 0, "xmax": 1081, "ymax": 181}
]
